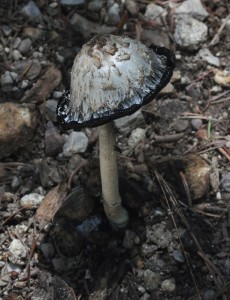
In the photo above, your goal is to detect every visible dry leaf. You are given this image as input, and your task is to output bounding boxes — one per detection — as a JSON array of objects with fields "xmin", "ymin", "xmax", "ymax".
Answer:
[{"xmin": 34, "ymin": 183, "xmax": 68, "ymax": 230}]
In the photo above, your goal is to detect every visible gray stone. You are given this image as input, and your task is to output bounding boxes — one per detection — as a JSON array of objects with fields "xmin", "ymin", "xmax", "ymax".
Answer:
[
  {"xmin": 144, "ymin": 269, "xmax": 160, "ymax": 291},
  {"xmin": 174, "ymin": 16, "xmax": 208, "ymax": 50},
  {"xmin": 146, "ymin": 254, "xmax": 166, "ymax": 272},
  {"xmin": 128, "ymin": 128, "xmax": 146, "ymax": 146},
  {"xmin": 88, "ymin": 0, "xmax": 103, "ymax": 12},
  {"xmin": 107, "ymin": 2, "xmax": 120, "ymax": 24},
  {"xmin": 140, "ymin": 293, "xmax": 150, "ymax": 300},
  {"xmin": 172, "ymin": 249, "xmax": 185, "ymax": 263},
  {"xmin": 70, "ymin": 13, "xmax": 115, "ymax": 39},
  {"xmin": 174, "ymin": 119, "xmax": 189, "ymax": 132},
  {"xmin": 6, "ymin": 262, "xmax": 23, "ymax": 273},
  {"xmin": 20, "ymin": 193, "xmax": 44, "ymax": 207},
  {"xmin": 18, "ymin": 38, "xmax": 32, "ymax": 54},
  {"xmin": 10, "ymin": 71, "xmax": 18, "ymax": 81},
  {"xmin": 221, "ymin": 173, "xmax": 230, "ymax": 192},
  {"xmin": 61, "ymin": 0, "xmax": 85, "ymax": 4},
  {"xmin": 146, "ymin": 223, "xmax": 172, "ymax": 249},
  {"xmin": 40, "ymin": 243, "xmax": 55, "ymax": 259},
  {"xmin": 144, "ymin": 3, "xmax": 166, "ymax": 23},
  {"xmin": 1, "ymin": 25, "xmax": 12, "ymax": 37},
  {"xmin": 115, "ymin": 110, "xmax": 145, "ymax": 134},
  {"xmin": 161, "ymin": 278, "xmax": 176, "ymax": 292},
  {"xmin": 8, "ymin": 239, "xmax": 27, "ymax": 265},
  {"xmin": 63, "ymin": 131, "xmax": 89, "ymax": 156},
  {"xmin": 13, "ymin": 37, "xmax": 22, "ymax": 49},
  {"xmin": 141, "ymin": 243, "xmax": 158, "ymax": 258},
  {"xmin": 43, "ymin": 99, "xmax": 58, "ymax": 122},
  {"xmin": 52, "ymin": 91, "xmax": 63, "ymax": 99},
  {"xmin": 173, "ymin": 0, "xmax": 208, "ymax": 21},
  {"xmin": 45, "ymin": 121, "xmax": 63, "ymax": 156},
  {"xmin": 203, "ymin": 289, "xmax": 215, "ymax": 300},
  {"xmin": 12, "ymin": 49, "xmax": 22, "ymax": 60},
  {"xmin": 199, "ymin": 48, "xmax": 220, "ymax": 67},
  {"xmin": 21, "ymin": 1, "xmax": 42, "ymax": 22},
  {"xmin": 11, "ymin": 176, "xmax": 21, "ymax": 190},
  {"xmin": 123, "ymin": 230, "xmax": 140, "ymax": 249},
  {"xmin": 1, "ymin": 71, "xmax": 13, "ymax": 86},
  {"xmin": 191, "ymin": 118, "xmax": 203, "ymax": 130},
  {"xmin": 20, "ymin": 80, "xmax": 29, "ymax": 89}
]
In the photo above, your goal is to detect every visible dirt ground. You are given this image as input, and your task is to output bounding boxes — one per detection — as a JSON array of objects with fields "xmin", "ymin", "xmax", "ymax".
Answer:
[{"xmin": 0, "ymin": 1, "xmax": 230, "ymax": 300}]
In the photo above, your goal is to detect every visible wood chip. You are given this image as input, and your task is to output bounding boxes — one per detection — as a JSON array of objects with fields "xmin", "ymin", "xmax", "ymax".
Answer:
[
  {"xmin": 21, "ymin": 66, "xmax": 62, "ymax": 103},
  {"xmin": 34, "ymin": 183, "xmax": 68, "ymax": 230}
]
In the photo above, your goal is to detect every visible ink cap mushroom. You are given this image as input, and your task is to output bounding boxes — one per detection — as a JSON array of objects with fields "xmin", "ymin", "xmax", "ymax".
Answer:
[{"xmin": 57, "ymin": 34, "xmax": 175, "ymax": 228}]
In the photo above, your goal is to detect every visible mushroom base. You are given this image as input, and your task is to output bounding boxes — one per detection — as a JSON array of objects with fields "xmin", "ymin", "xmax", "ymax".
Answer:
[{"xmin": 99, "ymin": 122, "xmax": 128, "ymax": 228}]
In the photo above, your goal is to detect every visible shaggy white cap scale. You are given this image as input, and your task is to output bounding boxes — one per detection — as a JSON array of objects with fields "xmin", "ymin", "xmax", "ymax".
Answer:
[{"xmin": 57, "ymin": 34, "xmax": 175, "ymax": 129}]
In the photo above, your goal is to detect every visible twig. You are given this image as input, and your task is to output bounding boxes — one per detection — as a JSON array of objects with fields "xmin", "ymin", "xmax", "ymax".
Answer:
[
  {"xmin": 218, "ymin": 147, "xmax": 230, "ymax": 161},
  {"xmin": 151, "ymin": 132, "xmax": 184, "ymax": 144},
  {"xmin": 179, "ymin": 171, "xmax": 192, "ymax": 208},
  {"xmin": 186, "ymin": 69, "xmax": 215, "ymax": 90},
  {"xmin": 209, "ymin": 14, "xmax": 230, "ymax": 46},
  {"xmin": 67, "ymin": 160, "xmax": 88, "ymax": 190},
  {"xmin": 153, "ymin": 170, "xmax": 227, "ymax": 297},
  {"xmin": 122, "ymin": 126, "xmax": 150, "ymax": 156}
]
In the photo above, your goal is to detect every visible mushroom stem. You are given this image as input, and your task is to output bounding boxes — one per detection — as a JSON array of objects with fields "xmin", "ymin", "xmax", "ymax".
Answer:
[{"xmin": 99, "ymin": 122, "xmax": 128, "ymax": 227}]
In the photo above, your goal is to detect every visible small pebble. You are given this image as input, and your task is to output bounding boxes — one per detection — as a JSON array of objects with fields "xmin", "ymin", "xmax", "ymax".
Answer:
[
  {"xmin": 52, "ymin": 91, "xmax": 63, "ymax": 99},
  {"xmin": 2, "ymin": 25, "xmax": 12, "ymax": 37},
  {"xmin": 56, "ymin": 52, "xmax": 65, "ymax": 63},
  {"xmin": 13, "ymin": 281, "xmax": 27, "ymax": 289},
  {"xmin": 203, "ymin": 289, "xmax": 215, "ymax": 300},
  {"xmin": 43, "ymin": 99, "xmax": 58, "ymax": 122},
  {"xmin": 10, "ymin": 72, "xmax": 18, "ymax": 81},
  {"xmin": 1, "ymin": 71, "xmax": 13, "ymax": 86},
  {"xmin": 220, "ymin": 173, "xmax": 230, "ymax": 192},
  {"xmin": 33, "ymin": 51, "xmax": 42, "ymax": 58},
  {"xmin": 45, "ymin": 121, "xmax": 63, "ymax": 156},
  {"xmin": 13, "ymin": 37, "xmax": 22, "ymax": 49},
  {"xmin": 123, "ymin": 230, "xmax": 140, "ymax": 249},
  {"xmin": 140, "ymin": 293, "xmax": 150, "ymax": 300},
  {"xmin": 144, "ymin": 269, "xmax": 160, "ymax": 291},
  {"xmin": 63, "ymin": 131, "xmax": 89, "ymax": 157},
  {"xmin": 11, "ymin": 176, "xmax": 21, "ymax": 190},
  {"xmin": 18, "ymin": 38, "xmax": 32, "ymax": 54},
  {"xmin": 8, "ymin": 239, "xmax": 27, "ymax": 265},
  {"xmin": 21, "ymin": 1, "xmax": 42, "ymax": 21},
  {"xmin": 216, "ymin": 191, "xmax": 221, "ymax": 200},
  {"xmin": 128, "ymin": 128, "xmax": 145, "ymax": 146},
  {"xmin": 12, "ymin": 50, "xmax": 22, "ymax": 60},
  {"xmin": 20, "ymin": 80, "xmax": 29, "ymax": 89},
  {"xmin": 191, "ymin": 118, "xmax": 203, "ymax": 130},
  {"xmin": 107, "ymin": 2, "xmax": 120, "ymax": 24},
  {"xmin": 20, "ymin": 192, "xmax": 44, "ymax": 207},
  {"xmin": 40, "ymin": 243, "xmax": 55, "ymax": 259},
  {"xmin": 172, "ymin": 249, "xmax": 185, "ymax": 263},
  {"xmin": 60, "ymin": 0, "xmax": 85, "ymax": 4},
  {"xmin": 161, "ymin": 278, "xmax": 176, "ymax": 292},
  {"xmin": 174, "ymin": 119, "xmax": 189, "ymax": 132}
]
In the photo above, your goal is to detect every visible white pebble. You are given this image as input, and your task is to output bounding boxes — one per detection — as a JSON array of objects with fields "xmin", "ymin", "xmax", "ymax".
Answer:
[
  {"xmin": 20, "ymin": 193, "xmax": 44, "ymax": 207},
  {"xmin": 8, "ymin": 239, "xmax": 27, "ymax": 265},
  {"xmin": 63, "ymin": 131, "xmax": 89, "ymax": 157}
]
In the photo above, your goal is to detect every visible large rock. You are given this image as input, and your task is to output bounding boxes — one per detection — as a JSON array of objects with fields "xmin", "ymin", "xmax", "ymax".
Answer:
[
  {"xmin": 0, "ymin": 102, "xmax": 36, "ymax": 158},
  {"xmin": 173, "ymin": 0, "xmax": 208, "ymax": 21},
  {"xmin": 174, "ymin": 15, "xmax": 208, "ymax": 50}
]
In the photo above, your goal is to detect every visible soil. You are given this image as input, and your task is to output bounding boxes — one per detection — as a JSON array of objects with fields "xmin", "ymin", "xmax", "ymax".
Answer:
[{"xmin": 0, "ymin": 1, "xmax": 230, "ymax": 300}]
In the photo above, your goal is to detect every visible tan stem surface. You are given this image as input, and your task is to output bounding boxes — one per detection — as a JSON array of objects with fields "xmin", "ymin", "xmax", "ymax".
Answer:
[{"xmin": 99, "ymin": 122, "xmax": 128, "ymax": 227}]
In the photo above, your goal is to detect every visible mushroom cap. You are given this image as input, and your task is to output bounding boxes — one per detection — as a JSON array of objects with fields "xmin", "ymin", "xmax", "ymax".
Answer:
[{"xmin": 57, "ymin": 34, "xmax": 175, "ymax": 129}]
